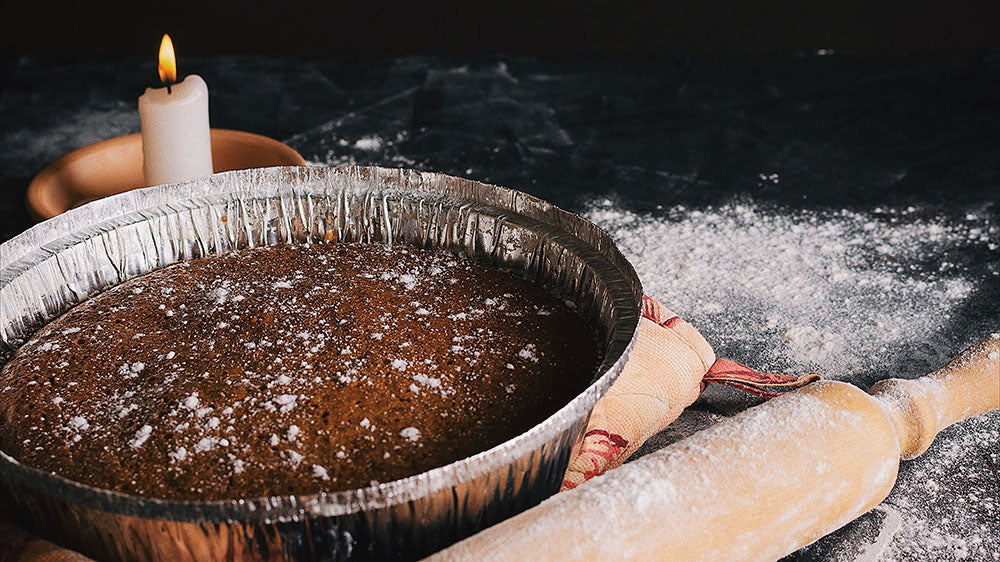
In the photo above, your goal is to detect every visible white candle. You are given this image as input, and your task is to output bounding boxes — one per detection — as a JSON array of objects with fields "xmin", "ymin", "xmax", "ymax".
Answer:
[{"xmin": 138, "ymin": 34, "xmax": 212, "ymax": 186}]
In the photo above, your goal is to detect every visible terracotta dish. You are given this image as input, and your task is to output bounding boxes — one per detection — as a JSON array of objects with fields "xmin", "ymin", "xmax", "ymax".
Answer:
[{"xmin": 26, "ymin": 129, "xmax": 306, "ymax": 220}]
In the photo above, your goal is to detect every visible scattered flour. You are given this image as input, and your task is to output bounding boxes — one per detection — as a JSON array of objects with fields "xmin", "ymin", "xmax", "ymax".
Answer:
[
  {"xmin": 584, "ymin": 198, "xmax": 997, "ymax": 561},
  {"xmin": 780, "ymin": 326, "xmax": 845, "ymax": 365},
  {"xmin": 353, "ymin": 135, "xmax": 383, "ymax": 151},
  {"xmin": 583, "ymin": 200, "xmax": 994, "ymax": 380},
  {"xmin": 67, "ymin": 416, "xmax": 89, "ymax": 431},
  {"xmin": 169, "ymin": 447, "xmax": 187, "ymax": 463},
  {"xmin": 129, "ymin": 425, "xmax": 153, "ymax": 449},
  {"xmin": 873, "ymin": 416, "xmax": 998, "ymax": 562},
  {"xmin": 181, "ymin": 393, "xmax": 199, "ymax": 410},
  {"xmin": 400, "ymin": 427, "xmax": 421, "ymax": 442},
  {"xmin": 312, "ymin": 464, "xmax": 330, "ymax": 481},
  {"xmin": 517, "ymin": 344, "xmax": 540, "ymax": 363},
  {"xmin": 286, "ymin": 450, "xmax": 305, "ymax": 468}
]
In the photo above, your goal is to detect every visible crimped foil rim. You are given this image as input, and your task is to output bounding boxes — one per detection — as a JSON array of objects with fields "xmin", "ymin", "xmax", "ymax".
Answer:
[{"xmin": 0, "ymin": 166, "xmax": 642, "ymax": 524}]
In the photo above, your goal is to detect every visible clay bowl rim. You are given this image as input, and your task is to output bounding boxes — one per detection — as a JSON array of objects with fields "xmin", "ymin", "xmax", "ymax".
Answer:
[{"xmin": 25, "ymin": 129, "xmax": 307, "ymax": 221}]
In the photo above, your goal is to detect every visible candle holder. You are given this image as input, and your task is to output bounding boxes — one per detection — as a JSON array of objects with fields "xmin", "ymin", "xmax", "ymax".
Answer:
[{"xmin": 26, "ymin": 129, "xmax": 306, "ymax": 220}]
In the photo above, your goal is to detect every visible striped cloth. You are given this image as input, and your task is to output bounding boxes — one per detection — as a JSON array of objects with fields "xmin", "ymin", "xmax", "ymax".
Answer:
[{"xmin": 562, "ymin": 296, "xmax": 818, "ymax": 490}]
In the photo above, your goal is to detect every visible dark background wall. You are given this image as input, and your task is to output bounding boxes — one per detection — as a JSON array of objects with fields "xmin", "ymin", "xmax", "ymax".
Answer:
[{"xmin": 2, "ymin": 0, "xmax": 999, "ymax": 56}]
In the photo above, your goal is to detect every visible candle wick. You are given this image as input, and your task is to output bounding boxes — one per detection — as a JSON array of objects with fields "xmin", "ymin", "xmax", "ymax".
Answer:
[{"xmin": 167, "ymin": 84, "xmax": 172, "ymax": 94}]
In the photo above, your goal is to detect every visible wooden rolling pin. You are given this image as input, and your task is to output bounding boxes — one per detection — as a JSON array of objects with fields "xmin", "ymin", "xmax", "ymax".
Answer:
[{"xmin": 430, "ymin": 334, "xmax": 1000, "ymax": 561}]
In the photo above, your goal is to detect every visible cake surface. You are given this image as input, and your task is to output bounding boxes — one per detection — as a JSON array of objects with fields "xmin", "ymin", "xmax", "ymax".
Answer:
[{"xmin": 0, "ymin": 243, "xmax": 600, "ymax": 501}]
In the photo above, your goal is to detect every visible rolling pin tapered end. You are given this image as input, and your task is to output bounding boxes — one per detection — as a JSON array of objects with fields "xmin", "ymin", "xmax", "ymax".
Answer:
[{"xmin": 871, "ymin": 333, "xmax": 1000, "ymax": 459}]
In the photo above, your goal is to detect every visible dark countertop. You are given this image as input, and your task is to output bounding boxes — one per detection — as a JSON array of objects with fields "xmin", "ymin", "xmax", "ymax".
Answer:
[{"xmin": 1, "ymin": 53, "xmax": 997, "ymax": 561}]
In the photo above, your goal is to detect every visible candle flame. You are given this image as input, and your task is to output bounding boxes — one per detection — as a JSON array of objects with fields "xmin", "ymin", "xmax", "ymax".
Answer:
[{"xmin": 157, "ymin": 34, "xmax": 177, "ymax": 86}]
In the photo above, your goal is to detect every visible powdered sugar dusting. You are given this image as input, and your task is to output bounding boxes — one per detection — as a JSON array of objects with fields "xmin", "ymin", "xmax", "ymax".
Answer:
[
  {"xmin": 312, "ymin": 464, "xmax": 330, "ymax": 481},
  {"xmin": 129, "ymin": 425, "xmax": 153, "ymax": 449},
  {"xmin": 400, "ymin": 427, "xmax": 421, "ymax": 442},
  {"xmin": 0, "ymin": 242, "xmax": 599, "ymax": 500}
]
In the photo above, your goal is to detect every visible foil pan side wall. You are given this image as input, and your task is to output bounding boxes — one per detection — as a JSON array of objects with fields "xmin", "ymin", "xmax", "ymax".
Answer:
[
  {"xmin": 0, "ymin": 166, "xmax": 642, "ymax": 560},
  {"xmin": 0, "ymin": 415, "xmax": 585, "ymax": 561}
]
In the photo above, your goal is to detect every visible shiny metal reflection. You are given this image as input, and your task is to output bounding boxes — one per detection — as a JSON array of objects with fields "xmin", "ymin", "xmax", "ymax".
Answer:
[{"xmin": 0, "ymin": 166, "xmax": 642, "ymax": 560}]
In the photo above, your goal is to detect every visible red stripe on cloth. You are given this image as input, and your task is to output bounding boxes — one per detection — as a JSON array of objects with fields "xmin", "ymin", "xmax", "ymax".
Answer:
[
  {"xmin": 562, "ymin": 430, "xmax": 631, "ymax": 489},
  {"xmin": 641, "ymin": 295, "xmax": 682, "ymax": 328},
  {"xmin": 703, "ymin": 358, "xmax": 821, "ymax": 398},
  {"xmin": 663, "ymin": 316, "xmax": 682, "ymax": 329},
  {"xmin": 584, "ymin": 428, "xmax": 629, "ymax": 449},
  {"xmin": 641, "ymin": 296, "xmax": 820, "ymax": 398},
  {"xmin": 706, "ymin": 358, "xmax": 798, "ymax": 383},
  {"xmin": 641, "ymin": 295, "xmax": 660, "ymax": 322}
]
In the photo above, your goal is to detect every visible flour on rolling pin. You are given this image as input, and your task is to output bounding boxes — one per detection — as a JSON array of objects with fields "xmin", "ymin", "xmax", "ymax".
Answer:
[
  {"xmin": 433, "ymin": 385, "xmax": 905, "ymax": 561},
  {"xmin": 608, "ymin": 393, "xmax": 899, "ymax": 560},
  {"xmin": 433, "ymin": 337, "xmax": 998, "ymax": 561}
]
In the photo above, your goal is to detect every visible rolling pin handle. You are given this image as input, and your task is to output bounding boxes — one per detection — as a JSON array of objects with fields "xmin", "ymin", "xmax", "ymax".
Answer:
[{"xmin": 870, "ymin": 334, "xmax": 1000, "ymax": 459}]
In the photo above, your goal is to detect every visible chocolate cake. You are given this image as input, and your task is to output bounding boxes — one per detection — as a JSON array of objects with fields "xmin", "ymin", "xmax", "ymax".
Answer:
[{"xmin": 0, "ymin": 243, "xmax": 601, "ymax": 501}]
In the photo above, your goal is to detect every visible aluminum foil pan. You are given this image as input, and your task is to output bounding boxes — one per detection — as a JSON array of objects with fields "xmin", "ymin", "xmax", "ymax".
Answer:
[{"xmin": 0, "ymin": 166, "xmax": 642, "ymax": 561}]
